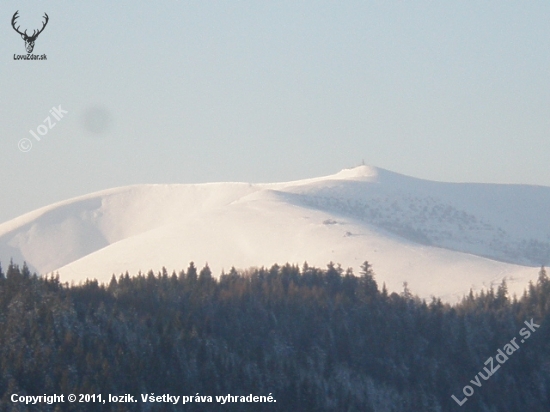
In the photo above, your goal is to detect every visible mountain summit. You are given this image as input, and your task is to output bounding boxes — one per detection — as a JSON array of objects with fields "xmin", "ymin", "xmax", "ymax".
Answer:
[{"xmin": 1, "ymin": 166, "xmax": 548, "ymax": 301}]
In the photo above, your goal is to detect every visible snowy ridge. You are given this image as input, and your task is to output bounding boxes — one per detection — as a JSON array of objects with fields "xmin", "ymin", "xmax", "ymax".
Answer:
[
  {"xmin": 0, "ymin": 166, "xmax": 548, "ymax": 302},
  {"xmin": 282, "ymin": 167, "xmax": 550, "ymax": 264}
]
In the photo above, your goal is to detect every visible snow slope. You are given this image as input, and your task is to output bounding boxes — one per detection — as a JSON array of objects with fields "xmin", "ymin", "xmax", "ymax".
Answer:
[{"xmin": 1, "ymin": 166, "xmax": 548, "ymax": 302}]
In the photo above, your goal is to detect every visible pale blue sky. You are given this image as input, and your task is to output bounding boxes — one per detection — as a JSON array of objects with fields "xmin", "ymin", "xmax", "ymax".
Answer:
[{"xmin": 1, "ymin": 1, "xmax": 549, "ymax": 223}]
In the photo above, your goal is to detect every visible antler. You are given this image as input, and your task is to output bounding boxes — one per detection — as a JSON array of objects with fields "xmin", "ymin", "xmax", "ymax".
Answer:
[
  {"xmin": 11, "ymin": 11, "xmax": 27, "ymax": 37},
  {"xmin": 11, "ymin": 11, "xmax": 49, "ymax": 40},
  {"xmin": 29, "ymin": 13, "xmax": 49, "ymax": 40}
]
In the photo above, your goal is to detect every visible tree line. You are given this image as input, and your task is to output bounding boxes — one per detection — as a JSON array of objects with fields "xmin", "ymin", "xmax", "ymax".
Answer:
[{"xmin": 0, "ymin": 260, "xmax": 549, "ymax": 411}]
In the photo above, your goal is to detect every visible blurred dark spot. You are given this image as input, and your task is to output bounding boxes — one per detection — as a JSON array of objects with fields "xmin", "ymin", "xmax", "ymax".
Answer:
[{"xmin": 81, "ymin": 106, "xmax": 113, "ymax": 134}]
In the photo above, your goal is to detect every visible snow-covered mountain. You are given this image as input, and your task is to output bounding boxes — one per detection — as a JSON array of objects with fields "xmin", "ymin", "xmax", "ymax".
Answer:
[{"xmin": 1, "ymin": 166, "xmax": 549, "ymax": 302}]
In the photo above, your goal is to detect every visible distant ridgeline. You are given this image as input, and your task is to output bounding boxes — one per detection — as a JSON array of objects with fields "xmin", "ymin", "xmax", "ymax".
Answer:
[{"xmin": 0, "ymin": 260, "xmax": 549, "ymax": 411}]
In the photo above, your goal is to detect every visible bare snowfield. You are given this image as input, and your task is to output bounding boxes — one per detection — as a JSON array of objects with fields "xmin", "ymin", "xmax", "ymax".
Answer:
[{"xmin": 1, "ymin": 166, "xmax": 549, "ymax": 302}]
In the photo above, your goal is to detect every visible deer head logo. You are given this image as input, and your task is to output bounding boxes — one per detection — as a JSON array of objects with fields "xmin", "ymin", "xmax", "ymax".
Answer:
[{"xmin": 11, "ymin": 11, "xmax": 49, "ymax": 54}]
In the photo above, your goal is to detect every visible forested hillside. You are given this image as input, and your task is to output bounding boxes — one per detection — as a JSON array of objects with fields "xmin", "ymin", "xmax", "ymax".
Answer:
[{"xmin": 0, "ymin": 261, "xmax": 549, "ymax": 411}]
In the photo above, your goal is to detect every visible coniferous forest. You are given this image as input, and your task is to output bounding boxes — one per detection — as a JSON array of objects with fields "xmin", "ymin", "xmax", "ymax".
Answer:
[{"xmin": 0, "ymin": 260, "xmax": 549, "ymax": 411}]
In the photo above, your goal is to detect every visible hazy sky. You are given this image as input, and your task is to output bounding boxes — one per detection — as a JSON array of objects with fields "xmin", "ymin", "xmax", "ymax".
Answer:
[{"xmin": 1, "ymin": 1, "xmax": 549, "ymax": 223}]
